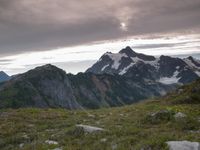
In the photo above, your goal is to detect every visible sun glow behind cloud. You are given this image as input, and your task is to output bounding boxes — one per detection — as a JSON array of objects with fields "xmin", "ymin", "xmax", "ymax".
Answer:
[
  {"xmin": 0, "ymin": 34, "xmax": 200, "ymax": 75},
  {"xmin": 120, "ymin": 22, "xmax": 128, "ymax": 31}
]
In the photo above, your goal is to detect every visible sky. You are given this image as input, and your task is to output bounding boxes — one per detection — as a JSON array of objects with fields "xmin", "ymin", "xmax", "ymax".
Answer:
[{"xmin": 0, "ymin": 0, "xmax": 200, "ymax": 75}]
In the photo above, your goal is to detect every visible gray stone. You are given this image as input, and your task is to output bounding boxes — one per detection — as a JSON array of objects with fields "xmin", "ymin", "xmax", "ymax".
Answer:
[
  {"xmin": 166, "ymin": 141, "xmax": 200, "ymax": 150},
  {"xmin": 75, "ymin": 124, "xmax": 104, "ymax": 134},
  {"xmin": 45, "ymin": 140, "xmax": 58, "ymax": 145},
  {"xmin": 174, "ymin": 112, "xmax": 187, "ymax": 120}
]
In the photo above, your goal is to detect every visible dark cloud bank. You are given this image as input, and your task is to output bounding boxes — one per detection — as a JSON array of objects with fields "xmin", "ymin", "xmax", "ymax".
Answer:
[{"xmin": 0, "ymin": 0, "xmax": 200, "ymax": 56}]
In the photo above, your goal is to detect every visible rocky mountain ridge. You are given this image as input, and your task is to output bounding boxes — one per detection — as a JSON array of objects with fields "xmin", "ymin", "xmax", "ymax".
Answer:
[
  {"xmin": 0, "ymin": 46, "xmax": 199, "ymax": 109},
  {"xmin": 0, "ymin": 64, "xmax": 174, "ymax": 109}
]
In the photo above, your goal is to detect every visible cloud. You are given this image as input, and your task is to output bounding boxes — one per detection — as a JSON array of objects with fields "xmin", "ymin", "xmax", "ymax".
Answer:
[
  {"xmin": 0, "ymin": 34, "xmax": 200, "ymax": 75},
  {"xmin": 0, "ymin": 0, "xmax": 199, "ymax": 57}
]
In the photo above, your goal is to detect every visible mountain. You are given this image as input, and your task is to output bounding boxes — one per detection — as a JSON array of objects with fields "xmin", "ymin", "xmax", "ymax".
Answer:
[
  {"xmin": 0, "ymin": 46, "xmax": 199, "ymax": 109},
  {"xmin": 0, "ymin": 71, "xmax": 10, "ymax": 83},
  {"xmin": 0, "ymin": 64, "xmax": 174, "ymax": 109},
  {"xmin": 86, "ymin": 46, "xmax": 200, "ymax": 84}
]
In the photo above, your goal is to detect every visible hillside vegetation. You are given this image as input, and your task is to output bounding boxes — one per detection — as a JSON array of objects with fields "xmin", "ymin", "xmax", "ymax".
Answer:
[{"xmin": 0, "ymin": 79, "xmax": 200, "ymax": 150}]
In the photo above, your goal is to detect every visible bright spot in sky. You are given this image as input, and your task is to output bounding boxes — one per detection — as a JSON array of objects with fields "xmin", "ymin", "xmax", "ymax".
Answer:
[{"xmin": 120, "ymin": 22, "xmax": 128, "ymax": 31}]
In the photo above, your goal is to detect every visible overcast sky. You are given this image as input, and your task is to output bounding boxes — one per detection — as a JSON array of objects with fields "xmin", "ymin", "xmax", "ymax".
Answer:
[{"xmin": 0, "ymin": 0, "xmax": 200, "ymax": 75}]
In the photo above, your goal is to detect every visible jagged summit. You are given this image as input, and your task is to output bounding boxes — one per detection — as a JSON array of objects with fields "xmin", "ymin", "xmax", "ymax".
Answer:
[
  {"xmin": 119, "ymin": 46, "xmax": 155, "ymax": 61},
  {"xmin": 119, "ymin": 46, "xmax": 137, "ymax": 56},
  {"xmin": 187, "ymin": 56, "xmax": 194, "ymax": 60}
]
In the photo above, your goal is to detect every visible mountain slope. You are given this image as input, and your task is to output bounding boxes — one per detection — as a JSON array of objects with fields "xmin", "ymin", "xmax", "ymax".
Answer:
[
  {"xmin": 0, "ymin": 64, "xmax": 174, "ymax": 109},
  {"xmin": 86, "ymin": 46, "xmax": 200, "ymax": 84},
  {"xmin": 163, "ymin": 78, "xmax": 200, "ymax": 104},
  {"xmin": 0, "ymin": 65, "xmax": 83, "ymax": 109},
  {"xmin": 0, "ymin": 71, "xmax": 10, "ymax": 83},
  {"xmin": 0, "ymin": 79, "xmax": 199, "ymax": 150}
]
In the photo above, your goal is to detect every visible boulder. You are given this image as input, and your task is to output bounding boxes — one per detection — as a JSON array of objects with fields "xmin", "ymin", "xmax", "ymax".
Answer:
[
  {"xmin": 166, "ymin": 141, "xmax": 200, "ymax": 150},
  {"xmin": 174, "ymin": 112, "xmax": 187, "ymax": 120},
  {"xmin": 75, "ymin": 124, "xmax": 104, "ymax": 134}
]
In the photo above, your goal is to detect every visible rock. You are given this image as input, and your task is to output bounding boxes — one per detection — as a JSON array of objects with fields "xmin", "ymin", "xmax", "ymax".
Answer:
[
  {"xmin": 120, "ymin": 113, "xmax": 124, "ymax": 117},
  {"xmin": 100, "ymin": 138, "xmax": 107, "ymax": 142},
  {"xmin": 177, "ymin": 88, "xmax": 184, "ymax": 94},
  {"xmin": 146, "ymin": 110, "xmax": 174, "ymax": 123},
  {"xmin": 88, "ymin": 114, "xmax": 95, "ymax": 118},
  {"xmin": 75, "ymin": 124, "xmax": 104, "ymax": 134},
  {"xmin": 189, "ymin": 130, "xmax": 200, "ymax": 134},
  {"xmin": 27, "ymin": 124, "xmax": 34, "ymax": 127},
  {"xmin": 53, "ymin": 148, "xmax": 62, "ymax": 150},
  {"xmin": 22, "ymin": 133, "xmax": 29, "ymax": 139},
  {"xmin": 166, "ymin": 141, "xmax": 200, "ymax": 150},
  {"xmin": 45, "ymin": 140, "xmax": 58, "ymax": 145},
  {"xmin": 112, "ymin": 143, "xmax": 117, "ymax": 150},
  {"xmin": 19, "ymin": 143, "xmax": 24, "ymax": 148},
  {"xmin": 174, "ymin": 112, "xmax": 187, "ymax": 120}
]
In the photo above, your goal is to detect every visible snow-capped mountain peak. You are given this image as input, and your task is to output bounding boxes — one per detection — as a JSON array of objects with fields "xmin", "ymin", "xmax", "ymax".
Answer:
[{"xmin": 86, "ymin": 46, "xmax": 200, "ymax": 85}]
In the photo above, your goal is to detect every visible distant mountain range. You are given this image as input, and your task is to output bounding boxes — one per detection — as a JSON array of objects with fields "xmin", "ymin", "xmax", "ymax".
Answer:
[
  {"xmin": 0, "ymin": 71, "xmax": 10, "ymax": 83},
  {"xmin": 86, "ymin": 46, "xmax": 200, "ymax": 84},
  {"xmin": 0, "ymin": 46, "xmax": 199, "ymax": 109}
]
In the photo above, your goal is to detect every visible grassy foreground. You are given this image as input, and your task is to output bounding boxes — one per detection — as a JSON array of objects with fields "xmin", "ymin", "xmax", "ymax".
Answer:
[
  {"xmin": 0, "ymin": 80, "xmax": 200, "ymax": 150},
  {"xmin": 0, "ymin": 102, "xmax": 199, "ymax": 150}
]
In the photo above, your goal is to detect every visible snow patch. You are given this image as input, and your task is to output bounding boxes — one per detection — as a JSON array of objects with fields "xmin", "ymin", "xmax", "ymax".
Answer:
[
  {"xmin": 166, "ymin": 141, "xmax": 200, "ymax": 150},
  {"xmin": 184, "ymin": 58, "xmax": 200, "ymax": 69},
  {"xmin": 158, "ymin": 71, "xmax": 180, "ymax": 84},
  {"xmin": 131, "ymin": 57, "xmax": 160, "ymax": 68},
  {"xmin": 176, "ymin": 66, "xmax": 180, "ymax": 70},
  {"xmin": 119, "ymin": 63, "xmax": 135, "ymax": 75},
  {"xmin": 106, "ymin": 53, "xmax": 128, "ymax": 69},
  {"xmin": 119, "ymin": 57, "xmax": 159, "ymax": 75},
  {"xmin": 195, "ymin": 71, "xmax": 200, "ymax": 77},
  {"xmin": 101, "ymin": 64, "xmax": 109, "ymax": 71}
]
